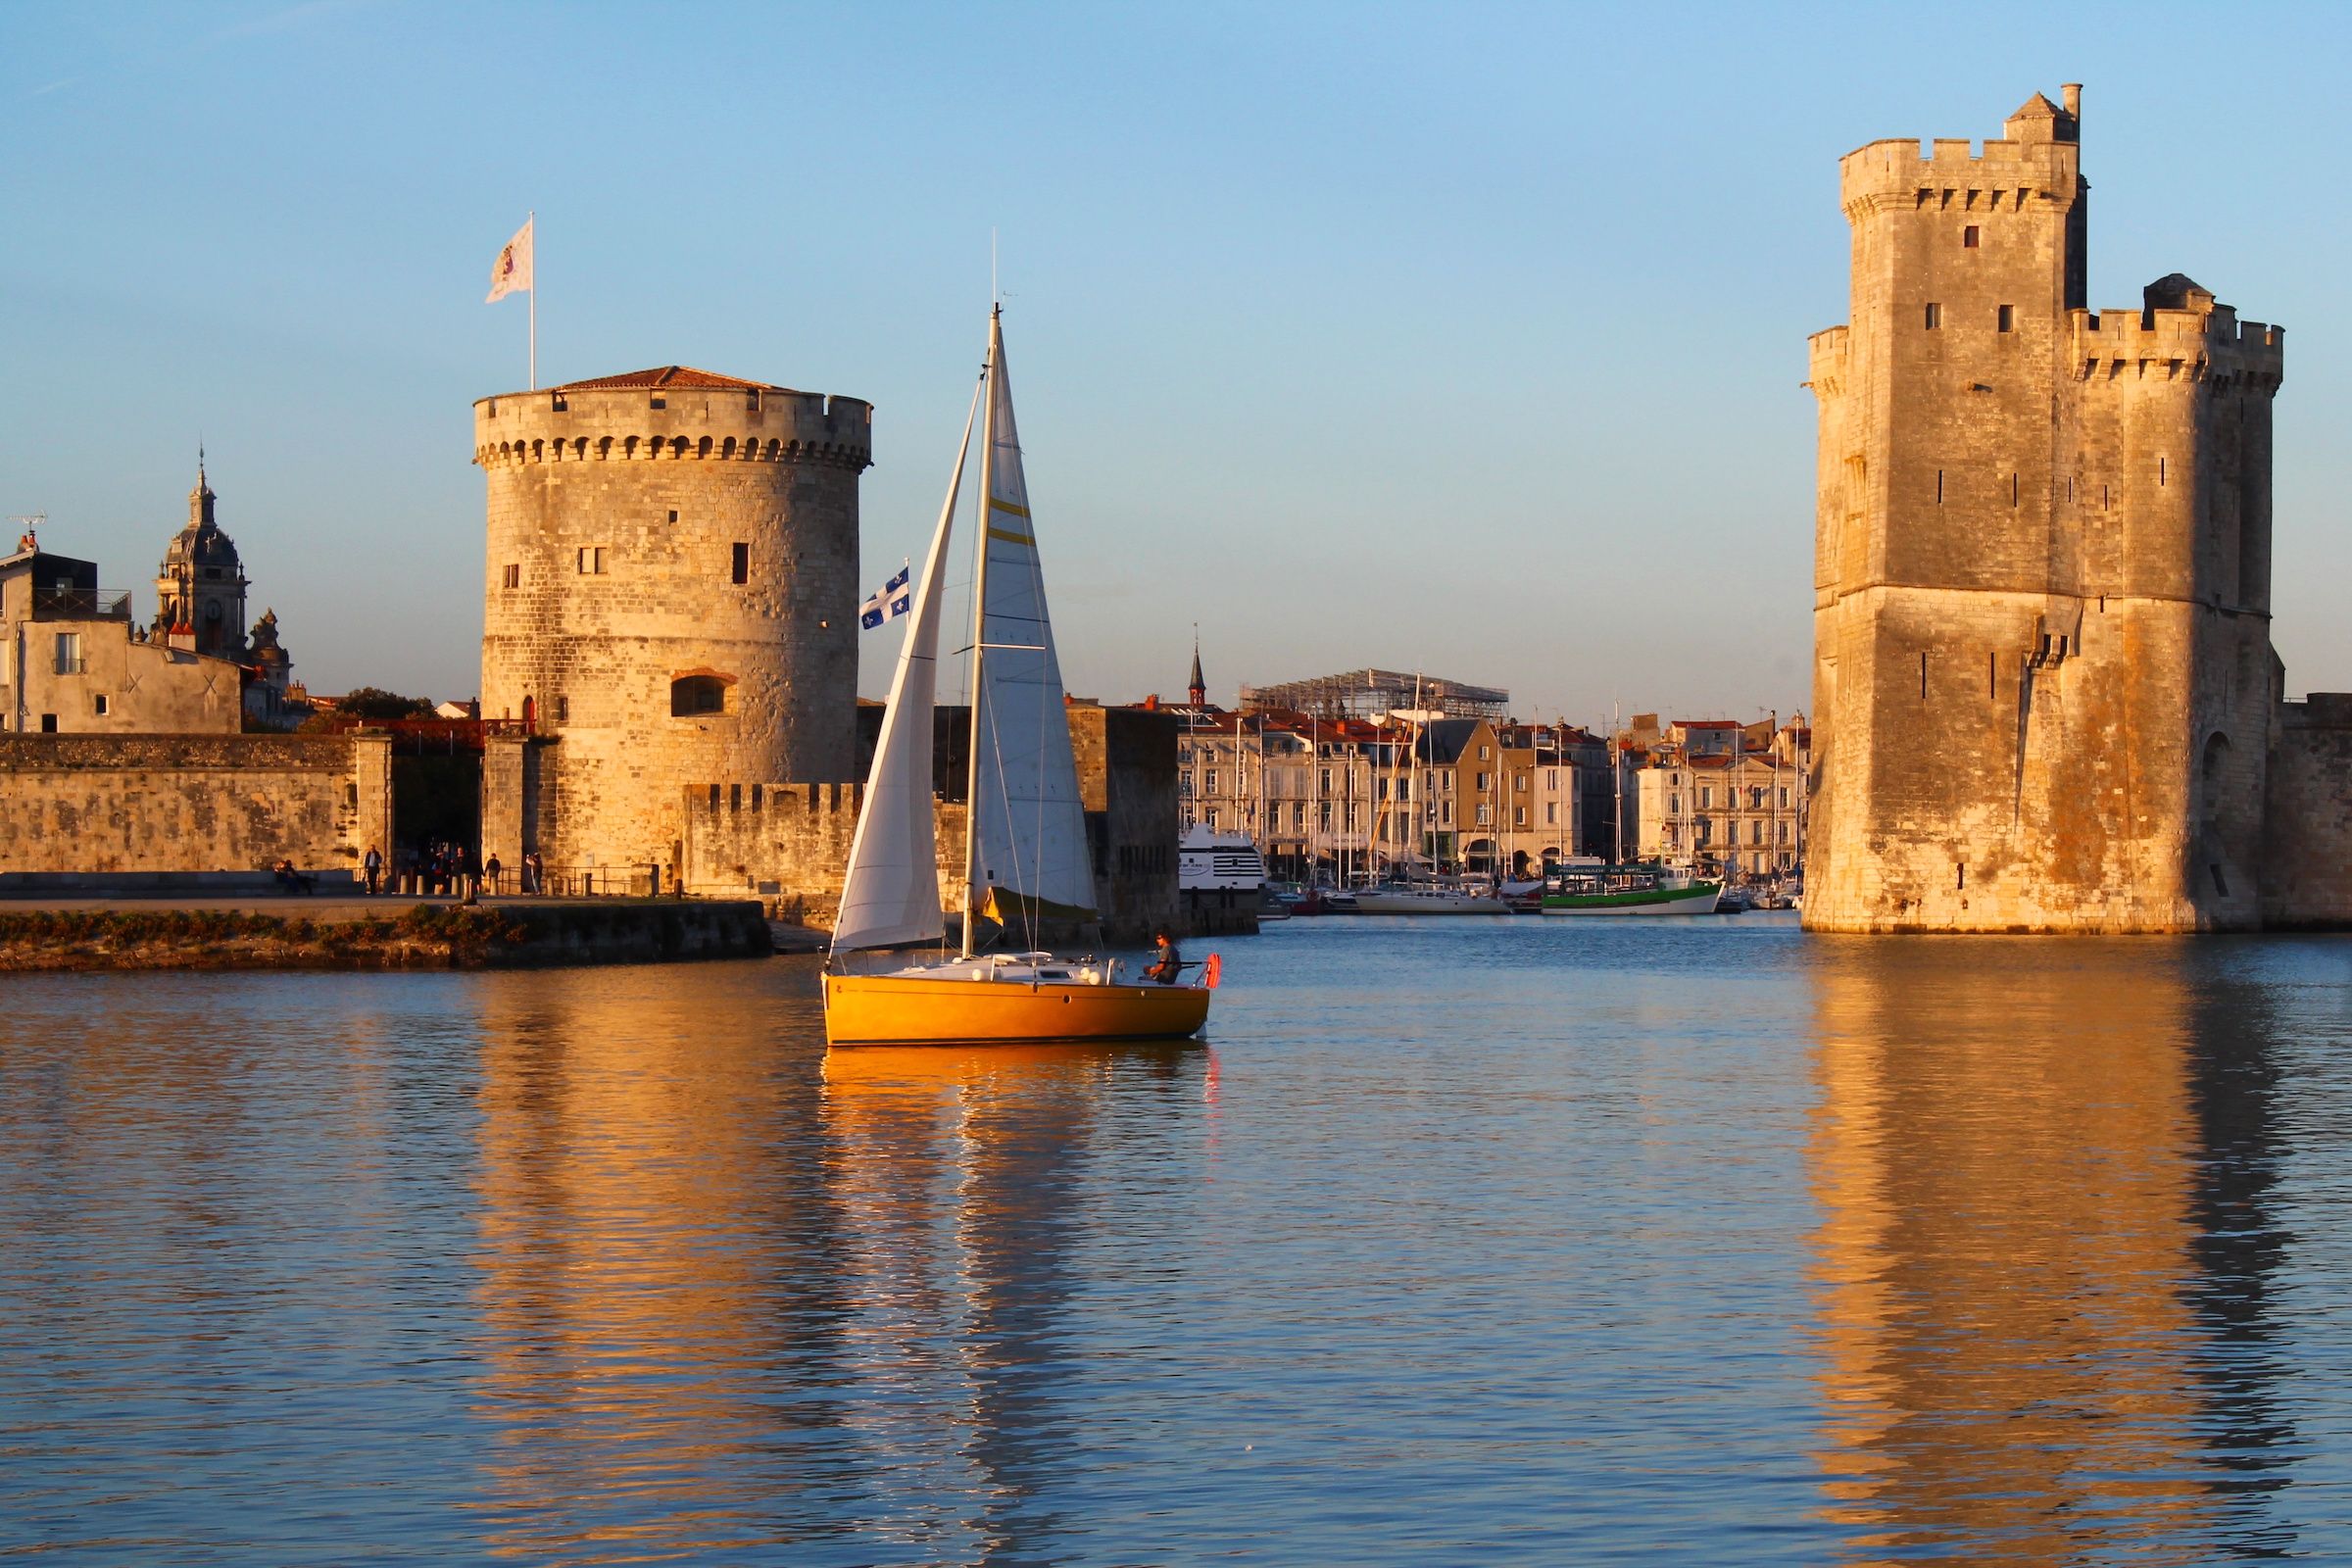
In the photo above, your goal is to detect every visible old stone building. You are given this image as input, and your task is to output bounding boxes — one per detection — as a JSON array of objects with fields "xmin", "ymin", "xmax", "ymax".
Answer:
[
  {"xmin": 2, "ymin": 537, "xmax": 244, "ymax": 735},
  {"xmin": 475, "ymin": 367, "xmax": 872, "ymax": 879},
  {"xmin": 1804, "ymin": 85, "xmax": 2321, "ymax": 932}
]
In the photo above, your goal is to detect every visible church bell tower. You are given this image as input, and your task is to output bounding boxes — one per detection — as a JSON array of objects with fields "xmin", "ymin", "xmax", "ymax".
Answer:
[{"xmin": 155, "ymin": 459, "xmax": 250, "ymax": 660}]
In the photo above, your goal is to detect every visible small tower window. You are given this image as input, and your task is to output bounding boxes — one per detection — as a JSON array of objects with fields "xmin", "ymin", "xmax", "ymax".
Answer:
[
  {"xmin": 502, "ymin": 564, "xmax": 520, "ymax": 589},
  {"xmin": 649, "ymin": 396, "xmax": 666, "ymax": 411},
  {"xmin": 1997, "ymin": 305, "xmax": 2015, "ymax": 332},
  {"xmin": 1962, "ymin": 225, "xmax": 1980, "ymax": 249},
  {"xmin": 576, "ymin": 547, "xmax": 606, "ymax": 574},
  {"xmin": 667, "ymin": 510, "xmax": 678, "ymax": 523},
  {"xmin": 731, "ymin": 543, "xmax": 750, "ymax": 584},
  {"xmin": 1924, "ymin": 303, "xmax": 1942, "ymax": 329},
  {"xmin": 671, "ymin": 675, "xmax": 729, "ymax": 716}
]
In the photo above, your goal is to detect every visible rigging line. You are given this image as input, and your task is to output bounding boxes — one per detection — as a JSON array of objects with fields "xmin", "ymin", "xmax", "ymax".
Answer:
[{"xmin": 979, "ymin": 687, "xmax": 1044, "ymax": 953}]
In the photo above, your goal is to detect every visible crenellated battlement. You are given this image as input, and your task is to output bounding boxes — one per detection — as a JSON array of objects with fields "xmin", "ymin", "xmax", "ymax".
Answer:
[
  {"xmin": 1838, "ymin": 87, "xmax": 2082, "ymax": 218},
  {"xmin": 472, "ymin": 371, "xmax": 872, "ymax": 471},
  {"xmin": 1835, "ymin": 137, "xmax": 2079, "ymax": 216},
  {"xmin": 2071, "ymin": 303, "xmax": 2284, "ymax": 386},
  {"xmin": 1806, "ymin": 325, "xmax": 1850, "ymax": 399}
]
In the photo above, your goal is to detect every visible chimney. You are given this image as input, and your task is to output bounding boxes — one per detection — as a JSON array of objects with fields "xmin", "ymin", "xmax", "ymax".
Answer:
[{"xmin": 2061, "ymin": 83, "xmax": 2081, "ymax": 118}]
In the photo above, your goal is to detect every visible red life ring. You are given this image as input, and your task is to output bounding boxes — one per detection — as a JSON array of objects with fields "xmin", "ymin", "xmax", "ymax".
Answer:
[{"xmin": 1202, "ymin": 953, "xmax": 1222, "ymax": 990}]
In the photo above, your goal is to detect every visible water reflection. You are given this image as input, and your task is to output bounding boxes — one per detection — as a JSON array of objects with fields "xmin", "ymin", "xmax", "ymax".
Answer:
[
  {"xmin": 818, "ymin": 1042, "xmax": 1201, "ymax": 1563},
  {"xmin": 1807, "ymin": 940, "xmax": 2293, "ymax": 1564},
  {"xmin": 461, "ymin": 959, "xmax": 1204, "ymax": 1564},
  {"xmin": 465, "ymin": 968, "xmax": 859, "ymax": 1559}
]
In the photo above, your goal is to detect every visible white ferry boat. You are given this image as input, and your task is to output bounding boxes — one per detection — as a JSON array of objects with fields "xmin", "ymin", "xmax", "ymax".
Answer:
[{"xmin": 1179, "ymin": 823, "xmax": 1268, "ymax": 894}]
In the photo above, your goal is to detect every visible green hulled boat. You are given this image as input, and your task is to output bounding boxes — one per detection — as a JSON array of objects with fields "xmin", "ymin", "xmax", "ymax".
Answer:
[{"xmin": 1539, "ymin": 865, "xmax": 1722, "ymax": 916}]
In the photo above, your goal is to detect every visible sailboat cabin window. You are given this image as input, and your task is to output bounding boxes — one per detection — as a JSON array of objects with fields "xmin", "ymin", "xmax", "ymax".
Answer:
[{"xmin": 670, "ymin": 675, "xmax": 729, "ymax": 716}]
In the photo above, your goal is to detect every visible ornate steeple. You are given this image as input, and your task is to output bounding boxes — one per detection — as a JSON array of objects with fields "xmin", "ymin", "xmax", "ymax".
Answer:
[
  {"xmin": 1188, "ymin": 630, "xmax": 1205, "ymax": 708},
  {"xmin": 156, "ymin": 456, "xmax": 249, "ymax": 659},
  {"xmin": 189, "ymin": 451, "xmax": 216, "ymax": 529}
]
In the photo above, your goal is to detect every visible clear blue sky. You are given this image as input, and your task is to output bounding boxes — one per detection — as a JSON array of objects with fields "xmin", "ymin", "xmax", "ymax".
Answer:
[{"xmin": 6, "ymin": 1, "xmax": 2349, "ymax": 729}]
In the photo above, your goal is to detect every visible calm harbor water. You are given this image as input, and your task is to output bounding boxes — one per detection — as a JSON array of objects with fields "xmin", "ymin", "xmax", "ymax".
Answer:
[{"xmin": 6, "ymin": 916, "xmax": 2352, "ymax": 1564}]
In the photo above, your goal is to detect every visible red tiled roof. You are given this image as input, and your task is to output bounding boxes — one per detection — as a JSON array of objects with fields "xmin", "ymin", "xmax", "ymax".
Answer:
[
  {"xmin": 551, "ymin": 367, "xmax": 786, "ymax": 393},
  {"xmin": 1672, "ymin": 718, "xmax": 1741, "ymax": 729}
]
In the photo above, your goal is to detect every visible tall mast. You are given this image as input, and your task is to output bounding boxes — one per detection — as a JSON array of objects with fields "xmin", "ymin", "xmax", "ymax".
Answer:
[
  {"xmin": 1611, "ymin": 700, "xmax": 1624, "ymax": 865},
  {"xmin": 959, "ymin": 308, "xmax": 1001, "ymax": 958}
]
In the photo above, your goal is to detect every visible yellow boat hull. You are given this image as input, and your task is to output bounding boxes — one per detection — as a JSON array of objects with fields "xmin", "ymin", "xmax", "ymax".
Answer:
[{"xmin": 822, "ymin": 970, "xmax": 1211, "ymax": 1046}]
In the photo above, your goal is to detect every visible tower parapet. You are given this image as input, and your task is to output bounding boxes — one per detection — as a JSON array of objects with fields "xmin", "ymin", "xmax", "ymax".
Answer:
[{"xmin": 474, "ymin": 365, "xmax": 871, "ymax": 876}]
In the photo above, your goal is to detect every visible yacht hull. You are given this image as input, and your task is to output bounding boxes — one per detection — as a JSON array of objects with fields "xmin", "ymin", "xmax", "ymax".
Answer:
[
  {"xmin": 823, "ymin": 970, "xmax": 1211, "ymax": 1046},
  {"xmin": 1541, "ymin": 883, "xmax": 1723, "ymax": 916}
]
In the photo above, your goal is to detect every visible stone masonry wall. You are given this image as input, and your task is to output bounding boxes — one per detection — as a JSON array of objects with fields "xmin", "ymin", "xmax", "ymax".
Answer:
[
  {"xmin": 679, "ymin": 780, "xmax": 967, "ymax": 929},
  {"xmin": 2261, "ymin": 695, "xmax": 2352, "ymax": 928},
  {"xmin": 1069, "ymin": 704, "xmax": 1181, "ymax": 941},
  {"xmin": 0, "ymin": 732, "xmax": 393, "ymax": 875}
]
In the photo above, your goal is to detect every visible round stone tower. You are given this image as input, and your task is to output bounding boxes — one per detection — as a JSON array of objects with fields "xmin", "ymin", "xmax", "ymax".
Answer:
[{"xmin": 474, "ymin": 366, "xmax": 872, "ymax": 875}]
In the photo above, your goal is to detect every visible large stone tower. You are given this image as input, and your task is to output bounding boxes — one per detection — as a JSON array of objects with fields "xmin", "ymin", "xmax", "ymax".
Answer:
[
  {"xmin": 474, "ymin": 367, "xmax": 872, "ymax": 874},
  {"xmin": 1806, "ymin": 87, "xmax": 2284, "ymax": 932}
]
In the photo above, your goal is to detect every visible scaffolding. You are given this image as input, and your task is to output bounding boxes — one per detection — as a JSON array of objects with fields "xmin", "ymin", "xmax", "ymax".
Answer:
[{"xmin": 1238, "ymin": 667, "xmax": 1509, "ymax": 722}]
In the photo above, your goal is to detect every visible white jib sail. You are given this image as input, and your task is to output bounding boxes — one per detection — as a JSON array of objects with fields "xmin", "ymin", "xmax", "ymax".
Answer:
[
  {"xmin": 967, "ymin": 308, "xmax": 1099, "ymax": 929},
  {"xmin": 830, "ymin": 380, "xmax": 982, "ymax": 954}
]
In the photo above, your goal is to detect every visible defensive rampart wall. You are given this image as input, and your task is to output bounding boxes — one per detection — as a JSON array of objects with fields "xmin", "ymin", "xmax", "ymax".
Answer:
[{"xmin": 0, "ymin": 733, "xmax": 393, "ymax": 877}]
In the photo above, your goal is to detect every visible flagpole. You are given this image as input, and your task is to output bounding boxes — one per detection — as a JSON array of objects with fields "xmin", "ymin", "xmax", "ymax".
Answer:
[{"xmin": 527, "ymin": 210, "xmax": 537, "ymax": 390}]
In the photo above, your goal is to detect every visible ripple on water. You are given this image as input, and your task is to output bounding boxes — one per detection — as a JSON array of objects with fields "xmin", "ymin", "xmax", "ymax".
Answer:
[{"xmin": 2, "ymin": 922, "xmax": 2351, "ymax": 1563}]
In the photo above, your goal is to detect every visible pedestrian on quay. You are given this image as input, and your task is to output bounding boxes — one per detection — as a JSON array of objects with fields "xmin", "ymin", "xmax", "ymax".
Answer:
[
  {"xmin": 363, "ymin": 845, "xmax": 382, "ymax": 896},
  {"xmin": 525, "ymin": 851, "xmax": 545, "ymax": 896},
  {"xmin": 484, "ymin": 852, "xmax": 503, "ymax": 897},
  {"xmin": 455, "ymin": 844, "xmax": 478, "ymax": 906}
]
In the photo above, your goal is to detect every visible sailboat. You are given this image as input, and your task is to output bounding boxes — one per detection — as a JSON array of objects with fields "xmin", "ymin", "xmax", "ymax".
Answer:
[{"xmin": 822, "ymin": 307, "xmax": 1218, "ymax": 1047}]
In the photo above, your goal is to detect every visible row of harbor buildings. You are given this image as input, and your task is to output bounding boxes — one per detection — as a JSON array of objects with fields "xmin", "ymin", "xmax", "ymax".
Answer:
[{"xmin": 1165, "ymin": 662, "xmax": 1810, "ymax": 884}]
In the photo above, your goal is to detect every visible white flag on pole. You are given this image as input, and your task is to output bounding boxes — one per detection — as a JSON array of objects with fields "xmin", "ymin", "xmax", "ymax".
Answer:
[{"xmin": 486, "ymin": 219, "xmax": 533, "ymax": 303}]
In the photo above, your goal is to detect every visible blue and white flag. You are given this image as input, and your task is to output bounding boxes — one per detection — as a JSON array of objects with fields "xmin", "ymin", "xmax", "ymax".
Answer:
[{"xmin": 859, "ymin": 563, "xmax": 912, "ymax": 630}]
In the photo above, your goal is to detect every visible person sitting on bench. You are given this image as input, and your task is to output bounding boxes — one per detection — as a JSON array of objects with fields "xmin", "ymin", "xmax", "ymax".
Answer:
[{"xmin": 273, "ymin": 859, "xmax": 315, "ymax": 896}]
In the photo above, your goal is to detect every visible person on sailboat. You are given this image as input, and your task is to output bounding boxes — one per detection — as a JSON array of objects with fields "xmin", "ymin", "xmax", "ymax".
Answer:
[{"xmin": 1145, "ymin": 928, "xmax": 1184, "ymax": 985}]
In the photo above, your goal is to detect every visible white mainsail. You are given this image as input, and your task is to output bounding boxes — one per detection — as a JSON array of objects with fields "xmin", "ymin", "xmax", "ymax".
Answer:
[
  {"xmin": 965, "ymin": 307, "xmax": 1099, "ymax": 936},
  {"xmin": 830, "ymin": 381, "xmax": 982, "ymax": 954}
]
